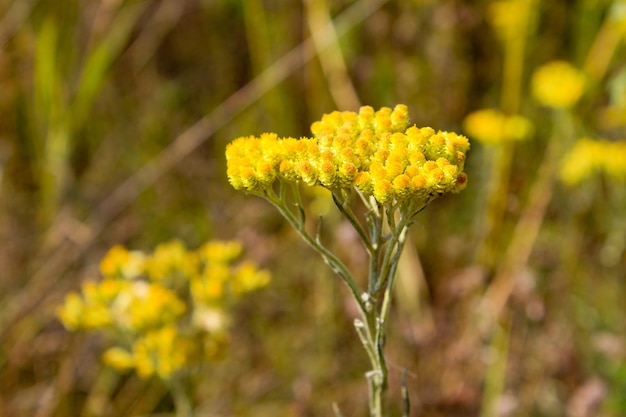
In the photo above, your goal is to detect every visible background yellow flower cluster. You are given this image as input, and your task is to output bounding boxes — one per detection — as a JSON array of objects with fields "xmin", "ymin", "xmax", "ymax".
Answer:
[
  {"xmin": 560, "ymin": 138, "xmax": 626, "ymax": 185},
  {"xmin": 57, "ymin": 240, "xmax": 270, "ymax": 380}
]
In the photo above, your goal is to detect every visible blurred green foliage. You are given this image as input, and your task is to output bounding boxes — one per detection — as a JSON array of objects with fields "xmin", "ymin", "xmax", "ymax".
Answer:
[{"xmin": 0, "ymin": 0, "xmax": 624, "ymax": 416}]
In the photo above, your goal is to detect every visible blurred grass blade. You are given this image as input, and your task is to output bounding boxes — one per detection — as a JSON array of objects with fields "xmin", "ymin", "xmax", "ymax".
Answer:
[
  {"xmin": 480, "ymin": 319, "xmax": 511, "ymax": 417},
  {"xmin": 34, "ymin": 18, "xmax": 59, "ymax": 131},
  {"xmin": 34, "ymin": 17, "xmax": 69, "ymax": 226},
  {"xmin": 71, "ymin": 3, "xmax": 145, "ymax": 132}
]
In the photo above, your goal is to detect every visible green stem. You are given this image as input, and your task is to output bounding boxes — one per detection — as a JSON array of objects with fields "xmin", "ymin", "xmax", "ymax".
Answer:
[
  {"xmin": 374, "ymin": 208, "xmax": 412, "ymax": 296},
  {"xmin": 263, "ymin": 185, "xmax": 365, "ymax": 314},
  {"xmin": 260, "ymin": 182, "xmax": 420, "ymax": 417},
  {"xmin": 331, "ymin": 191, "xmax": 373, "ymax": 252},
  {"xmin": 169, "ymin": 377, "xmax": 193, "ymax": 417}
]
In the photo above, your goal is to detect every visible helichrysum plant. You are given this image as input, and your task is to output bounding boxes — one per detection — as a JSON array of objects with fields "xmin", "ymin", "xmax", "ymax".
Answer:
[
  {"xmin": 57, "ymin": 239, "xmax": 270, "ymax": 416},
  {"xmin": 226, "ymin": 105, "xmax": 470, "ymax": 416}
]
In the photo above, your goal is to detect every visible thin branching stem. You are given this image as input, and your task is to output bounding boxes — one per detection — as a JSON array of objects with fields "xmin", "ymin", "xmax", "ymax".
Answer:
[
  {"xmin": 331, "ymin": 191, "xmax": 373, "ymax": 253},
  {"xmin": 260, "ymin": 181, "xmax": 427, "ymax": 417},
  {"xmin": 263, "ymin": 185, "xmax": 366, "ymax": 316}
]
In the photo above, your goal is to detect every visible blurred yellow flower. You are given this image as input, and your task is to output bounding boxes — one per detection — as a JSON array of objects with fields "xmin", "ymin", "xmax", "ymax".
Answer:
[
  {"xmin": 58, "ymin": 238, "xmax": 270, "ymax": 381},
  {"xmin": 233, "ymin": 261, "xmax": 271, "ymax": 295},
  {"xmin": 100, "ymin": 245, "xmax": 145, "ymax": 279},
  {"xmin": 463, "ymin": 109, "xmax": 533, "ymax": 145},
  {"xmin": 198, "ymin": 240, "xmax": 243, "ymax": 264},
  {"xmin": 56, "ymin": 293, "xmax": 88, "ymax": 331},
  {"xmin": 191, "ymin": 264, "xmax": 228, "ymax": 304},
  {"xmin": 144, "ymin": 240, "xmax": 196, "ymax": 282},
  {"xmin": 113, "ymin": 282, "xmax": 186, "ymax": 332},
  {"xmin": 560, "ymin": 138, "xmax": 626, "ymax": 185},
  {"xmin": 56, "ymin": 279, "xmax": 129, "ymax": 331},
  {"xmin": 103, "ymin": 347, "xmax": 135, "ymax": 371},
  {"xmin": 132, "ymin": 326, "xmax": 188, "ymax": 379},
  {"xmin": 531, "ymin": 61, "xmax": 586, "ymax": 108}
]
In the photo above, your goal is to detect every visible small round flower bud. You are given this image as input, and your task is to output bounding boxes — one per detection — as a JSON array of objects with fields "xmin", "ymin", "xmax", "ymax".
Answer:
[
  {"xmin": 358, "ymin": 106, "xmax": 375, "ymax": 129},
  {"xmin": 392, "ymin": 174, "xmax": 412, "ymax": 199},
  {"xmin": 373, "ymin": 178, "xmax": 393, "ymax": 204},
  {"xmin": 355, "ymin": 171, "xmax": 373, "ymax": 194},
  {"xmin": 390, "ymin": 104, "xmax": 409, "ymax": 131}
]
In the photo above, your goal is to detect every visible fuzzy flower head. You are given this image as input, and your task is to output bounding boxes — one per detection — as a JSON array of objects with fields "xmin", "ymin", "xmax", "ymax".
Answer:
[
  {"xmin": 531, "ymin": 61, "xmax": 586, "ymax": 109},
  {"xmin": 560, "ymin": 138, "xmax": 626, "ymax": 185},
  {"xmin": 226, "ymin": 105, "xmax": 470, "ymax": 207},
  {"xmin": 103, "ymin": 325, "xmax": 192, "ymax": 380},
  {"xmin": 463, "ymin": 109, "xmax": 533, "ymax": 145},
  {"xmin": 144, "ymin": 240, "xmax": 197, "ymax": 283},
  {"xmin": 99, "ymin": 245, "xmax": 145, "ymax": 279}
]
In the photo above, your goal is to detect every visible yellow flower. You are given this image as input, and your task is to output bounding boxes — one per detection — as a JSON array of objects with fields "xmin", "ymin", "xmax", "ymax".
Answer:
[
  {"xmin": 232, "ymin": 261, "xmax": 271, "ymax": 295},
  {"xmin": 191, "ymin": 265, "xmax": 228, "ymax": 305},
  {"xmin": 103, "ymin": 347, "xmax": 135, "ymax": 371},
  {"xmin": 58, "ymin": 238, "xmax": 271, "ymax": 381},
  {"xmin": 531, "ymin": 61, "xmax": 586, "ymax": 108},
  {"xmin": 560, "ymin": 138, "xmax": 626, "ymax": 185},
  {"xmin": 56, "ymin": 293, "xmax": 87, "ymax": 331},
  {"xmin": 132, "ymin": 326, "xmax": 188, "ymax": 379},
  {"xmin": 113, "ymin": 282, "xmax": 186, "ymax": 332},
  {"xmin": 603, "ymin": 141, "xmax": 626, "ymax": 182},
  {"xmin": 57, "ymin": 279, "xmax": 131, "ymax": 331},
  {"xmin": 225, "ymin": 105, "xmax": 470, "ymax": 207},
  {"xmin": 198, "ymin": 240, "xmax": 243, "ymax": 265},
  {"xmin": 144, "ymin": 240, "xmax": 196, "ymax": 282},
  {"xmin": 463, "ymin": 109, "xmax": 533, "ymax": 145},
  {"xmin": 99, "ymin": 245, "xmax": 145, "ymax": 279}
]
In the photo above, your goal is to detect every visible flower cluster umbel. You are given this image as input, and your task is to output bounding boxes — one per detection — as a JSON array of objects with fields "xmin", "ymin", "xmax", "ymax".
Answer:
[
  {"xmin": 226, "ymin": 105, "xmax": 469, "ymax": 206},
  {"xmin": 57, "ymin": 240, "xmax": 270, "ymax": 380}
]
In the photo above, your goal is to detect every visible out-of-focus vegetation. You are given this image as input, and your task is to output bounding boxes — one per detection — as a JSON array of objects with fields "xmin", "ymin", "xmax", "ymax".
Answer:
[{"xmin": 0, "ymin": 0, "xmax": 624, "ymax": 416}]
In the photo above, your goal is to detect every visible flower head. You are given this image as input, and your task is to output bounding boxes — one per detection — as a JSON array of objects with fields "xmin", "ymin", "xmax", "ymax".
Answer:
[
  {"xmin": 99, "ymin": 245, "xmax": 145, "ymax": 279},
  {"xmin": 560, "ymin": 138, "xmax": 626, "ymax": 185},
  {"xmin": 463, "ymin": 109, "xmax": 533, "ymax": 145},
  {"xmin": 144, "ymin": 240, "xmax": 197, "ymax": 283},
  {"xmin": 226, "ymin": 105, "xmax": 470, "ymax": 207},
  {"xmin": 531, "ymin": 61, "xmax": 586, "ymax": 109}
]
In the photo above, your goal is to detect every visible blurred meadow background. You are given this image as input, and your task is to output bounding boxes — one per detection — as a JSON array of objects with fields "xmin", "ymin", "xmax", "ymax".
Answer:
[{"xmin": 1, "ymin": 0, "xmax": 625, "ymax": 416}]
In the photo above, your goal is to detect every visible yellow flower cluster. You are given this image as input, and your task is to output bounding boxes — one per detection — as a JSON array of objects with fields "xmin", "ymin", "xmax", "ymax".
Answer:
[
  {"xmin": 103, "ymin": 326, "xmax": 191, "ymax": 380},
  {"xmin": 57, "ymin": 240, "xmax": 270, "ymax": 379},
  {"xmin": 560, "ymin": 138, "xmax": 626, "ymax": 185},
  {"xmin": 531, "ymin": 61, "xmax": 586, "ymax": 109},
  {"xmin": 226, "ymin": 105, "xmax": 470, "ymax": 205},
  {"xmin": 463, "ymin": 109, "xmax": 533, "ymax": 145}
]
